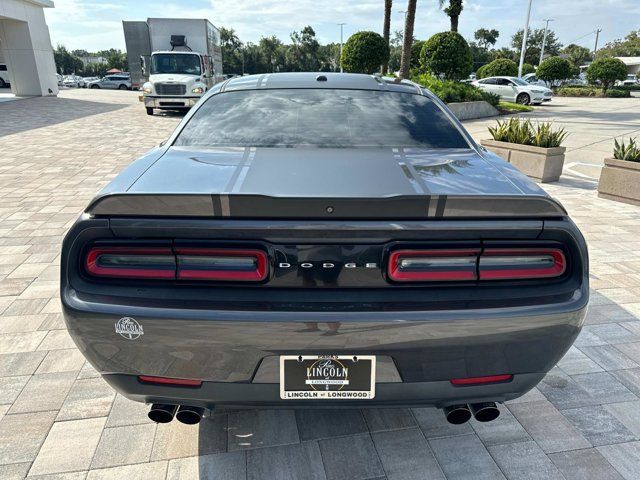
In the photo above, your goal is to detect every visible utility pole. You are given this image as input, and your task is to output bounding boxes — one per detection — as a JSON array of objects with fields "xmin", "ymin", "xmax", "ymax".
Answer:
[
  {"xmin": 337, "ymin": 23, "xmax": 346, "ymax": 73},
  {"xmin": 539, "ymin": 18, "xmax": 554, "ymax": 66},
  {"xmin": 594, "ymin": 28, "xmax": 602, "ymax": 55},
  {"xmin": 518, "ymin": 0, "xmax": 533, "ymax": 78}
]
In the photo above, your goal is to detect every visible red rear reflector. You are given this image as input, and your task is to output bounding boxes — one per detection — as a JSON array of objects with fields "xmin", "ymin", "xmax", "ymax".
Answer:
[
  {"xmin": 388, "ymin": 249, "xmax": 479, "ymax": 282},
  {"xmin": 479, "ymin": 248, "xmax": 566, "ymax": 280},
  {"xmin": 175, "ymin": 248, "xmax": 268, "ymax": 282},
  {"xmin": 450, "ymin": 374, "xmax": 513, "ymax": 386},
  {"xmin": 138, "ymin": 375, "xmax": 202, "ymax": 387},
  {"xmin": 85, "ymin": 247, "xmax": 175, "ymax": 279}
]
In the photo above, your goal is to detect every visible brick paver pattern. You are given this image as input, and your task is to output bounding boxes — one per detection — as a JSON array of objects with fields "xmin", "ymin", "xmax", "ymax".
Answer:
[{"xmin": 1, "ymin": 89, "xmax": 640, "ymax": 480}]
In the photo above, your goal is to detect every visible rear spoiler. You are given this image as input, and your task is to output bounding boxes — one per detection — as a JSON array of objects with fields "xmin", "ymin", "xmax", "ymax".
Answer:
[{"xmin": 86, "ymin": 193, "xmax": 567, "ymax": 219}]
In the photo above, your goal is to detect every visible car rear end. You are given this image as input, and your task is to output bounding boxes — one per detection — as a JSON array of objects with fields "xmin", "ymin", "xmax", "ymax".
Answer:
[{"xmin": 61, "ymin": 74, "xmax": 588, "ymax": 425}]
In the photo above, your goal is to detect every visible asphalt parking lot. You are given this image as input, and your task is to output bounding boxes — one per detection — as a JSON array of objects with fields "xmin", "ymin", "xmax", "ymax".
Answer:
[{"xmin": 1, "ymin": 89, "xmax": 640, "ymax": 479}]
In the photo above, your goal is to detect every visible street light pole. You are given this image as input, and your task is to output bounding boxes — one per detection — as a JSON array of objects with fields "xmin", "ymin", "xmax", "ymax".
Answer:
[
  {"xmin": 594, "ymin": 28, "xmax": 602, "ymax": 55},
  {"xmin": 539, "ymin": 18, "xmax": 553, "ymax": 66},
  {"xmin": 518, "ymin": 0, "xmax": 533, "ymax": 78},
  {"xmin": 337, "ymin": 23, "xmax": 346, "ymax": 73}
]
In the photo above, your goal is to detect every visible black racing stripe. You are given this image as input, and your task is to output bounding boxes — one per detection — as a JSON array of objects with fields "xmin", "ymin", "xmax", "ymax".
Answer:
[
  {"xmin": 435, "ymin": 195, "xmax": 447, "ymax": 217},
  {"xmin": 211, "ymin": 195, "xmax": 222, "ymax": 216}
]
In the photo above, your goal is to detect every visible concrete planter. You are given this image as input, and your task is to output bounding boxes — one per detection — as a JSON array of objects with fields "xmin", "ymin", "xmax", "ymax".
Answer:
[
  {"xmin": 480, "ymin": 139, "xmax": 566, "ymax": 183},
  {"xmin": 598, "ymin": 158, "xmax": 640, "ymax": 206},
  {"xmin": 446, "ymin": 101, "xmax": 498, "ymax": 121}
]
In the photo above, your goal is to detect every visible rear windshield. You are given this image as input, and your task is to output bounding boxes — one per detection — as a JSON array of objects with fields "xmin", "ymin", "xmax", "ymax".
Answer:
[{"xmin": 173, "ymin": 89, "xmax": 469, "ymax": 148}]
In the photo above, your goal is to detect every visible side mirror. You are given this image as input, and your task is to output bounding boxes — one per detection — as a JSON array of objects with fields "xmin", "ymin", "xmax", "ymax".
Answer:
[{"xmin": 140, "ymin": 55, "xmax": 148, "ymax": 77}]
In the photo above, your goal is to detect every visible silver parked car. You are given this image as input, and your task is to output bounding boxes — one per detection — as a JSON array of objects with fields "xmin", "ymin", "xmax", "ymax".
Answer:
[
  {"xmin": 473, "ymin": 76, "xmax": 553, "ymax": 104},
  {"xmin": 86, "ymin": 75, "xmax": 132, "ymax": 90}
]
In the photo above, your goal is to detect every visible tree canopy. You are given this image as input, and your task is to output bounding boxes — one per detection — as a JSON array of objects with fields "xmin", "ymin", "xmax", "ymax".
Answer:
[
  {"xmin": 474, "ymin": 28, "xmax": 499, "ymax": 49},
  {"xmin": 511, "ymin": 28, "xmax": 562, "ymax": 65},
  {"xmin": 586, "ymin": 57, "xmax": 628, "ymax": 91},
  {"xmin": 420, "ymin": 31, "xmax": 473, "ymax": 80},
  {"xmin": 341, "ymin": 31, "xmax": 389, "ymax": 74},
  {"xmin": 536, "ymin": 56, "xmax": 573, "ymax": 87}
]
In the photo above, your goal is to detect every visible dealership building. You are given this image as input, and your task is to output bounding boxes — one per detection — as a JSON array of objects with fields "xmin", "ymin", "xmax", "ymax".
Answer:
[{"xmin": 0, "ymin": 0, "xmax": 58, "ymax": 96}]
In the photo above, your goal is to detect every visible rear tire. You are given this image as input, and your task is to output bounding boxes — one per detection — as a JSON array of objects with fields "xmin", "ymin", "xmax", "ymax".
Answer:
[
  {"xmin": 146, "ymin": 107, "xmax": 154, "ymax": 116},
  {"xmin": 90, "ymin": 84, "xmax": 99, "ymax": 89},
  {"xmin": 119, "ymin": 84, "xmax": 128, "ymax": 90},
  {"xmin": 0, "ymin": 78, "xmax": 5, "ymax": 88},
  {"xmin": 516, "ymin": 93, "xmax": 531, "ymax": 105}
]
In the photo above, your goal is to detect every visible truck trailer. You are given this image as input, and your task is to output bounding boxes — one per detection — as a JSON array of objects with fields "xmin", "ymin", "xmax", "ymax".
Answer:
[{"xmin": 123, "ymin": 18, "xmax": 223, "ymax": 115}]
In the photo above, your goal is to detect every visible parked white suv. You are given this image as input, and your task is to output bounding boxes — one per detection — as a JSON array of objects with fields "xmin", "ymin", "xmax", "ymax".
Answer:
[
  {"xmin": 0, "ymin": 64, "xmax": 9, "ymax": 88},
  {"xmin": 473, "ymin": 76, "xmax": 553, "ymax": 105}
]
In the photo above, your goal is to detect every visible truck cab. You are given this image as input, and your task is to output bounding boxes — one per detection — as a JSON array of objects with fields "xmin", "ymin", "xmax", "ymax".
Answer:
[
  {"xmin": 123, "ymin": 18, "xmax": 223, "ymax": 115},
  {"xmin": 141, "ymin": 50, "xmax": 212, "ymax": 115}
]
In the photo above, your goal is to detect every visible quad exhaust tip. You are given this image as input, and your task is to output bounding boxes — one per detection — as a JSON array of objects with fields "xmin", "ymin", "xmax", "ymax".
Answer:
[
  {"xmin": 442, "ymin": 402, "xmax": 500, "ymax": 424},
  {"xmin": 443, "ymin": 404, "xmax": 472, "ymax": 425},
  {"xmin": 148, "ymin": 404, "xmax": 178, "ymax": 424},
  {"xmin": 469, "ymin": 402, "xmax": 500, "ymax": 422},
  {"xmin": 176, "ymin": 405, "xmax": 205, "ymax": 425}
]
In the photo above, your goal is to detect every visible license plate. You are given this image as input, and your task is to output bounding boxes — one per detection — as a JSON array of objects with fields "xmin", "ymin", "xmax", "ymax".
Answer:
[{"xmin": 280, "ymin": 355, "xmax": 376, "ymax": 399}]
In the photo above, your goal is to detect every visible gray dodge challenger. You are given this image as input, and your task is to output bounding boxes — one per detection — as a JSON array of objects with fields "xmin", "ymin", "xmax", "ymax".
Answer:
[{"xmin": 61, "ymin": 72, "xmax": 588, "ymax": 426}]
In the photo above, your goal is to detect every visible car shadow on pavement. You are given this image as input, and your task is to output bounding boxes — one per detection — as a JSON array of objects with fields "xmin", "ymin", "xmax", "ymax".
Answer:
[{"xmin": 0, "ymin": 96, "xmax": 130, "ymax": 137}]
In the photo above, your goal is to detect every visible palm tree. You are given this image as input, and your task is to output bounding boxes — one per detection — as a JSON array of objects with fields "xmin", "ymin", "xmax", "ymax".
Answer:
[
  {"xmin": 399, "ymin": 0, "xmax": 417, "ymax": 79},
  {"xmin": 439, "ymin": 0, "xmax": 463, "ymax": 32},
  {"xmin": 382, "ymin": 0, "xmax": 393, "ymax": 73}
]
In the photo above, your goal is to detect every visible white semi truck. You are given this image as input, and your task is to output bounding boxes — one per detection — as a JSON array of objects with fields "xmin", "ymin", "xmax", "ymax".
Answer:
[{"xmin": 123, "ymin": 18, "xmax": 223, "ymax": 115}]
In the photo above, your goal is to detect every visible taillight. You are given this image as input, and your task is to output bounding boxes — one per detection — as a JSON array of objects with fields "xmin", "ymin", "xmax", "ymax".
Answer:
[
  {"xmin": 84, "ymin": 245, "xmax": 269, "ymax": 282},
  {"xmin": 175, "ymin": 248, "xmax": 268, "ymax": 282},
  {"xmin": 388, "ymin": 249, "xmax": 479, "ymax": 282},
  {"xmin": 387, "ymin": 247, "xmax": 566, "ymax": 283},
  {"xmin": 85, "ymin": 247, "xmax": 175, "ymax": 279},
  {"xmin": 479, "ymin": 248, "xmax": 566, "ymax": 280}
]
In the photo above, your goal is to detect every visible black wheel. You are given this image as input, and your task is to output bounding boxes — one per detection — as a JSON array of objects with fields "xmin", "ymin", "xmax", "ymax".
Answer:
[
  {"xmin": 90, "ymin": 84, "xmax": 100, "ymax": 89},
  {"xmin": 0, "ymin": 78, "xmax": 5, "ymax": 88},
  {"xmin": 119, "ymin": 84, "xmax": 127, "ymax": 90},
  {"xmin": 516, "ymin": 93, "xmax": 531, "ymax": 105},
  {"xmin": 146, "ymin": 107, "xmax": 154, "ymax": 116}
]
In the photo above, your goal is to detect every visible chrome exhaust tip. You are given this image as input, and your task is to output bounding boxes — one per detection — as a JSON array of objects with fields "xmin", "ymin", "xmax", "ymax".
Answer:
[
  {"xmin": 175, "ymin": 405, "xmax": 205, "ymax": 425},
  {"xmin": 442, "ymin": 404, "xmax": 472, "ymax": 425},
  {"xmin": 469, "ymin": 402, "xmax": 500, "ymax": 422},
  {"xmin": 148, "ymin": 404, "xmax": 178, "ymax": 423}
]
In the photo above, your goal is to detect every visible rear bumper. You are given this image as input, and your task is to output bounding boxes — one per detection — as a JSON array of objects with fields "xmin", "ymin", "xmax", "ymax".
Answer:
[
  {"xmin": 143, "ymin": 95, "xmax": 199, "ymax": 109},
  {"xmin": 62, "ymin": 286, "xmax": 587, "ymax": 407},
  {"xmin": 103, "ymin": 372, "xmax": 546, "ymax": 409}
]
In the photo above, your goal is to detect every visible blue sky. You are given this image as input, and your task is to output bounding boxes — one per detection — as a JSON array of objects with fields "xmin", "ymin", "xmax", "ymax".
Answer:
[{"xmin": 45, "ymin": 0, "xmax": 639, "ymax": 53}]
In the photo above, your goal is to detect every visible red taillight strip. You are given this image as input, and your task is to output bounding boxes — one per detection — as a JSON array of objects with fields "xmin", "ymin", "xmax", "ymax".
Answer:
[
  {"xmin": 85, "ymin": 247, "xmax": 175, "ymax": 279},
  {"xmin": 138, "ymin": 375, "xmax": 202, "ymax": 387},
  {"xmin": 479, "ymin": 248, "xmax": 566, "ymax": 280},
  {"xmin": 388, "ymin": 249, "xmax": 480, "ymax": 282},
  {"xmin": 175, "ymin": 248, "xmax": 268, "ymax": 282},
  {"xmin": 450, "ymin": 374, "xmax": 513, "ymax": 386}
]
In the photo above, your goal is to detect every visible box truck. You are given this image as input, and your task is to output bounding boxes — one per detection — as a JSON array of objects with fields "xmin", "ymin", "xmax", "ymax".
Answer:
[{"xmin": 123, "ymin": 18, "xmax": 223, "ymax": 115}]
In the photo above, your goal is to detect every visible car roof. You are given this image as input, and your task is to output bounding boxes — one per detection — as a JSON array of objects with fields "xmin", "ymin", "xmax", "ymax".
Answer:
[{"xmin": 220, "ymin": 72, "xmax": 421, "ymax": 94}]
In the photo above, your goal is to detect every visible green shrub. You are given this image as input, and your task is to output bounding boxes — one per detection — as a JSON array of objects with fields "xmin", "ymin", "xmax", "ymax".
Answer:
[
  {"xmin": 555, "ymin": 86, "xmax": 631, "ymax": 98},
  {"xmin": 341, "ymin": 31, "xmax": 389, "ymax": 74},
  {"xmin": 411, "ymin": 72, "xmax": 498, "ymax": 106},
  {"xmin": 604, "ymin": 88, "xmax": 631, "ymax": 98},
  {"xmin": 613, "ymin": 137, "xmax": 640, "ymax": 162},
  {"xmin": 617, "ymin": 85, "xmax": 640, "ymax": 91},
  {"xmin": 420, "ymin": 31, "xmax": 473, "ymax": 80},
  {"xmin": 586, "ymin": 57, "xmax": 627, "ymax": 91},
  {"xmin": 536, "ymin": 56, "xmax": 573, "ymax": 87},
  {"xmin": 488, "ymin": 118, "xmax": 568, "ymax": 148},
  {"xmin": 498, "ymin": 102, "xmax": 534, "ymax": 113},
  {"xmin": 410, "ymin": 40, "xmax": 426, "ymax": 70},
  {"xmin": 521, "ymin": 63, "xmax": 535, "ymax": 75},
  {"xmin": 476, "ymin": 58, "xmax": 518, "ymax": 79}
]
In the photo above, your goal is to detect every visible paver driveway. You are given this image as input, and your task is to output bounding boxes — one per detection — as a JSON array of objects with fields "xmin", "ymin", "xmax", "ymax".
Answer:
[{"xmin": 1, "ymin": 89, "xmax": 640, "ymax": 480}]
